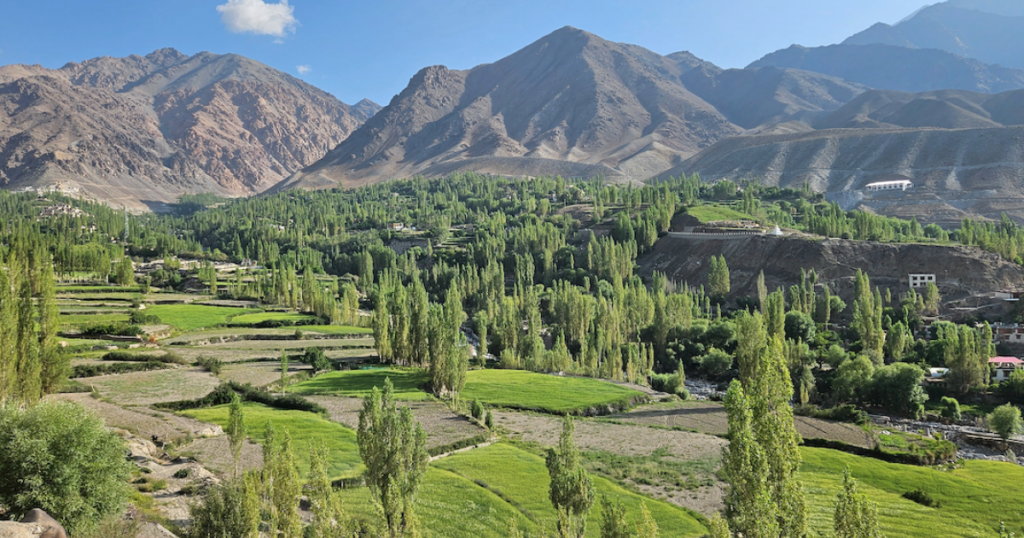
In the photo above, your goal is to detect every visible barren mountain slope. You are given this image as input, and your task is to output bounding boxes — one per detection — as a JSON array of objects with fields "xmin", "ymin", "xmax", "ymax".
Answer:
[
  {"xmin": 749, "ymin": 43, "xmax": 1024, "ymax": 94},
  {"xmin": 659, "ymin": 125, "xmax": 1024, "ymax": 223},
  {"xmin": 640, "ymin": 234, "xmax": 1024, "ymax": 307},
  {"xmin": 277, "ymin": 27, "xmax": 875, "ymax": 192},
  {"xmin": 0, "ymin": 49, "xmax": 376, "ymax": 209},
  {"xmin": 680, "ymin": 66, "xmax": 867, "ymax": 129},
  {"xmin": 816, "ymin": 88, "xmax": 1024, "ymax": 129},
  {"xmin": 844, "ymin": 0, "xmax": 1024, "ymax": 70},
  {"xmin": 277, "ymin": 27, "xmax": 741, "ymax": 191}
]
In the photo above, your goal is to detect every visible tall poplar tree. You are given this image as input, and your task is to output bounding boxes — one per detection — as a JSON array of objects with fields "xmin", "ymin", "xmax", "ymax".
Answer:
[{"xmin": 37, "ymin": 256, "xmax": 67, "ymax": 394}]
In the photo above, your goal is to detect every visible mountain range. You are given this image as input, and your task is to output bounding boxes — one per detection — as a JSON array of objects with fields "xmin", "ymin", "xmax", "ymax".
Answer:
[
  {"xmin": 2, "ymin": 0, "xmax": 1024, "ymax": 221},
  {"xmin": 0, "ymin": 49, "xmax": 378, "ymax": 209}
]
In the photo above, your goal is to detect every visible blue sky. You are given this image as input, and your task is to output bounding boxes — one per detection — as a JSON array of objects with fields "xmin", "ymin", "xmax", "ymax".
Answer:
[{"xmin": 0, "ymin": 0, "xmax": 929, "ymax": 106}]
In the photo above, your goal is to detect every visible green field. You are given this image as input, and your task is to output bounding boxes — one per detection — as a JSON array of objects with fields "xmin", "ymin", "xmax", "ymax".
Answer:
[
  {"xmin": 431, "ymin": 443, "xmax": 707, "ymax": 537},
  {"xmin": 686, "ymin": 205, "xmax": 755, "ymax": 223},
  {"xmin": 60, "ymin": 313, "xmax": 131, "ymax": 326},
  {"xmin": 182, "ymin": 403, "xmax": 362, "ymax": 480},
  {"xmin": 295, "ymin": 325, "xmax": 373, "ymax": 335},
  {"xmin": 146, "ymin": 304, "xmax": 255, "ymax": 331},
  {"xmin": 801, "ymin": 447, "xmax": 1020, "ymax": 537},
  {"xmin": 287, "ymin": 368, "xmax": 431, "ymax": 401},
  {"xmin": 229, "ymin": 312, "xmax": 319, "ymax": 325},
  {"xmin": 56, "ymin": 285, "xmax": 141, "ymax": 293},
  {"xmin": 461, "ymin": 370, "xmax": 645, "ymax": 413}
]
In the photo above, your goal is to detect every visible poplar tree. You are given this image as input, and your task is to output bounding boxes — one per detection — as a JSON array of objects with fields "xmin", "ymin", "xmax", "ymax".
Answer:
[
  {"xmin": 546, "ymin": 416, "xmax": 595, "ymax": 538},
  {"xmin": 722, "ymin": 380, "xmax": 777, "ymax": 538},
  {"xmin": 37, "ymin": 257, "xmax": 67, "ymax": 394},
  {"xmin": 708, "ymin": 255, "xmax": 730, "ymax": 299},
  {"xmin": 834, "ymin": 468, "xmax": 883, "ymax": 538},
  {"xmin": 308, "ymin": 440, "xmax": 348, "ymax": 538},
  {"xmin": 270, "ymin": 431, "xmax": 302, "ymax": 538},
  {"xmin": 227, "ymin": 393, "xmax": 246, "ymax": 478},
  {"xmin": 357, "ymin": 378, "xmax": 428, "ymax": 538},
  {"xmin": 15, "ymin": 277, "xmax": 40, "ymax": 403},
  {"xmin": 409, "ymin": 276, "xmax": 430, "ymax": 366},
  {"xmin": 635, "ymin": 503, "xmax": 659, "ymax": 538},
  {"xmin": 0, "ymin": 268, "xmax": 16, "ymax": 401}
]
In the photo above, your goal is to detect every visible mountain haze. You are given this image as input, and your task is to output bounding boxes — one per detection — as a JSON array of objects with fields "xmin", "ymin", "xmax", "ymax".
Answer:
[{"xmin": 0, "ymin": 49, "xmax": 378, "ymax": 209}]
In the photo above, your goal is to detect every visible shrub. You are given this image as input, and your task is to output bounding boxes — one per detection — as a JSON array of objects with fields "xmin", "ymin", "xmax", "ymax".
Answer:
[
  {"xmin": 301, "ymin": 347, "xmax": 332, "ymax": 372},
  {"xmin": 196, "ymin": 357, "xmax": 223, "ymax": 375},
  {"xmin": 485, "ymin": 410, "xmax": 494, "ymax": 429},
  {"xmin": 129, "ymin": 310, "xmax": 161, "ymax": 325},
  {"xmin": 699, "ymin": 348, "xmax": 733, "ymax": 378},
  {"xmin": 940, "ymin": 396, "xmax": 962, "ymax": 422},
  {"xmin": 902, "ymin": 489, "xmax": 940, "ymax": 508},
  {"xmin": 794, "ymin": 404, "xmax": 870, "ymax": 426},
  {"xmin": 154, "ymin": 382, "xmax": 327, "ymax": 416},
  {"xmin": 72, "ymin": 361, "xmax": 170, "ymax": 378},
  {"xmin": 102, "ymin": 351, "xmax": 187, "ymax": 365},
  {"xmin": 988, "ymin": 403, "xmax": 1023, "ymax": 441},
  {"xmin": 0, "ymin": 401, "xmax": 133, "ymax": 536},
  {"xmin": 471, "ymin": 399, "xmax": 485, "ymax": 421},
  {"xmin": 80, "ymin": 322, "xmax": 142, "ymax": 337}
]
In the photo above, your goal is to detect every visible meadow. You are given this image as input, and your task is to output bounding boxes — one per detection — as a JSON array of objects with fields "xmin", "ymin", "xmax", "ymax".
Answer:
[
  {"xmin": 145, "ymin": 304, "xmax": 255, "ymax": 331},
  {"xmin": 801, "ymin": 446, "xmax": 1020, "ymax": 537},
  {"xmin": 685, "ymin": 205, "xmax": 755, "ymax": 224},
  {"xmin": 182, "ymin": 402, "xmax": 363, "ymax": 480},
  {"xmin": 228, "ymin": 312, "xmax": 319, "ymax": 325},
  {"xmin": 286, "ymin": 368, "xmax": 432, "ymax": 401},
  {"xmin": 460, "ymin": 370, "xmax": 646, "ymax": 414}
]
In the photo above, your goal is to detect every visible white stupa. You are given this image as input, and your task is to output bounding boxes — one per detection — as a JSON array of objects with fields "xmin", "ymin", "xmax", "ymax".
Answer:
[{"xmin": 770, "ymin": 225, "xmax": 783, "ymax": 236}]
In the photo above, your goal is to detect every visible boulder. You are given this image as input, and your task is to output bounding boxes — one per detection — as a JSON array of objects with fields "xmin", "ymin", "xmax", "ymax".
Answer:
[{"xmin": 16, "ymin": 510, "xmax": 66, "ymax": 538}]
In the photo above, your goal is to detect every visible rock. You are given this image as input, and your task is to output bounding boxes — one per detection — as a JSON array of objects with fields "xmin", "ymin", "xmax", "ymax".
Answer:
[
  {"xmin": 0, "ymin": 522, "xmax": 47, "ymax": 538},
  {"xmin": 196, "ymin": 426, "xmax": 223, "ymax": 438},
  {"xmin": 137, "ymin": 523, "xmax": 178, "ymax": 538},
  {"xmin": 19, "ymin": 510, "xmax": 67, "ymax": 538}
]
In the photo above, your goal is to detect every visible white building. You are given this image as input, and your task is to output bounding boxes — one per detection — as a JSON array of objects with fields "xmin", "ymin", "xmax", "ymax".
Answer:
[
  {"xmin": 908, "ymin": 273, "xmax": 936, "ymax": 288},
  {"xmin": 865, "ymin": 180, "xmax": 913, "ymax": 192}
]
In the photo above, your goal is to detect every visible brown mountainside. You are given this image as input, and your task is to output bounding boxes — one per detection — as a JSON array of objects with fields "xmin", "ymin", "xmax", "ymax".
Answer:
[
  {"xmin": 0, "ymin": 49, "xmax": 378, "ymax": 209},
  {"xmin": 275, "ymin": 27, "xmax": 866, "ymax": 192}
]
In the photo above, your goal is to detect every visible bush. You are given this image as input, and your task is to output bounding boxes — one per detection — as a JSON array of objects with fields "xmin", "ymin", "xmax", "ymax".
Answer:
[
  {"xmin": 154, "ymin": 382, "xmax": 327, "ymax": 416},
  {"xmin": 988, "ymin": 403, "xmax": 1023, "ymax": 441},
  {"xmin": 940, "ymin": 396, "xmax": 962, "ymax": 422},
  {"xmin": 129, "ymin": 310, "xmax": 161, "ymax": 325},
  {"xmin": 784, "ymin": 311, "xmax": 816, "ymax": 342},
  {"xmin": 794, "ymin": 404, "xmax": 870, "ymax": 426},
  {"xmin": 699, "ymin": 348, "xmax": 733, "ymax": 379},
  {"xmin": 102, "ymin": 351, "xmax": 187, "ymax": 365},
  {"xmin": 72, "ymin": 361, "xmax": 170, "ymax": 378},
  {"xmin": 195, "ymin": 356, "xmax": 223, "ymax": 375},
  {"xmin": 902, "ymin": 489, "xmax": 940, "ymax": 508},
  {"xmin": 485, "ymin": 410, "xmax": 494, "ymax": 429},
  {"xmin": 80, "ymin": 322, "xmax": 142, "ymax": 337},
  {"xmin": 471, "ymin": 399, "xmax": 485, "ymax": 421},
  {"xmin": 0, "ymin": 401, "xmax": 133, "ymax": 535},
  {"xmin": 301, "ymin": 347, "xmax": 332, "ymax": 372}
]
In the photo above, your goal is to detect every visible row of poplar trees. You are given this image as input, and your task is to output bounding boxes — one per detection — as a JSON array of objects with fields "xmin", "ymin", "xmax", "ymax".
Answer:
[{"xmin": 0, "ymin": 248, "xmax": 68, "ymax": 404}]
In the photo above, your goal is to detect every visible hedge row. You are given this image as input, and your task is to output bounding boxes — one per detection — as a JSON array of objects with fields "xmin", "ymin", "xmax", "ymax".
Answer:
[{"xmin": 153, "ymin": 381, "xmax": 327, "ymax": 416}]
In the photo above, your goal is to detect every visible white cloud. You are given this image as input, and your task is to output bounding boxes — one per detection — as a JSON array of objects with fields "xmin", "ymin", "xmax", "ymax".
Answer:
[
  {"xmin": 216, "ymin": 0, "xmax": 298, "ymax": 38},
  {"xmin": 296, "ymin": 65, "xmax": 312, "ymax": 75}
]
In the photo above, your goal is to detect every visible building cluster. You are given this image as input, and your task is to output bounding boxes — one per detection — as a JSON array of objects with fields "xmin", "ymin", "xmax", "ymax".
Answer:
[
  {"xmin": 39, "ymin": 204, "xmax": 86, "ymax": 218},
  {"xmin": 865, "ymin": 180, "xmax": 913, "ymax": 192}
]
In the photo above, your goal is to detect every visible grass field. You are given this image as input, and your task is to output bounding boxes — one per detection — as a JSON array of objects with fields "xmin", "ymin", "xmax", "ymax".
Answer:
[
  {"xmin": 56, "ymin": 285, "xmax": 141, "ymax": 293},
  {"xmin": 287, "ymin": 368, "xmax": 432, "ymax": 401},
  {"xmin": 182, "ymin": 403, "xmax": 363, "ymax": 480},
  {"xmin": 295, "ymin": 325, "xmax": 373, "ymax": 335},
  {"xmin": 461, "ymin": 370, "xmax": 645, "ymax": 414},
  {"xmin": 81, "ymin": 368, "xmax": 222, "ymax": 405},
  {"xmin": 145, "ymin": 304, "xmax": 255, "ymax": 331},
  {"xmin": 432, "ymin": 443, "xmax": 707, "ymax": 537},
  {"xmin": 229, "ymin": 312, "xmax": 319, "ymax": 325},
  {"xmin": 686, "ymin": 205, "xmax": 755, "ymax": 224},
  {"xmin": 801, "ymin": 447, "xmax": 1019, "ymax": 537},
  {"xmin": 60, "ymin": 313, "xmax": 131, "ymax": 326}
]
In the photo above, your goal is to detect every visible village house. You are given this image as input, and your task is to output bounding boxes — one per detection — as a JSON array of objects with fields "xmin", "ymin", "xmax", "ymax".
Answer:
[
  {"xmin": 992, "ymin": 323, "xmax": 1024, "ymax": 344},
  {"xmin": 990, "ymin": 356, "xmax": 1024, "ymax": 382}
]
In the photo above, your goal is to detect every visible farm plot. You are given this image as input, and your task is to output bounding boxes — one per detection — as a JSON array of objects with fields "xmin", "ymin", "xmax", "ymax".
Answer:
[
  {"xmin": 306, "ymin": 395, "xmax": 487, "ymax": 451},
  {"xmin": 494, "ymin": 411, "xmax": 725, "ymax": 515},
  {"xmin": 217, "ymin": 361, "xmax": 313, "ymax": 387},
  {"xmin": 801, "ymin": 447, "xmax": 1012, "ymax": 537},
  {"xmin": 614, "ymin": 400, "xmax": 875, "ymax": 448},
  {"xmin": 50, "ymin": 393, "xmax": 217, "ymax": 443},
  {"xmin": 182, "ymin": 403, "xmax": 362, "ymax": 480},
  {"xmin": 432, "ymin": 443, "xmax": 708, "ymax": 537},
  {"xmin": 145, "ymin": 304, "xmax": 255, "ymax": 331},
  {"xmin": 287, "ymin": 368, "xmax": 431, "ymax": 400},
  {"xmin": 461, "ymin": 370, "xmax": 646, "ymax": 414},
  {"xmin": 228, "ymin": 312, "xmax": 319, "ymax": 325},
  {"xmin": 80, "ymin": 368, "xmax": 221, "ymax": 406}
]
